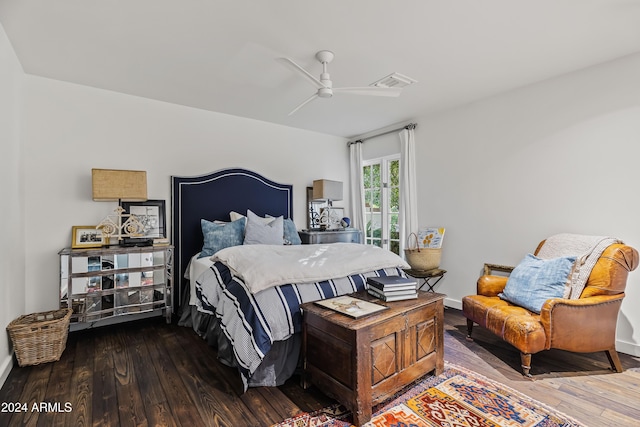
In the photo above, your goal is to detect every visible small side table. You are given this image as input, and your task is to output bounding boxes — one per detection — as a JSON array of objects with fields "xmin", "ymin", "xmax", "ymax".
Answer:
[{"xmin": 404, "ymin": 268, "xmax": 446, "ymax": 292}]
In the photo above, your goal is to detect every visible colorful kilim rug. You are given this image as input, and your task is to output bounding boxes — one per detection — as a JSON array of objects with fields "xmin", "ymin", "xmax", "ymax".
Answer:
[{"xmin": 272, "ymin": 363, "xmax": 585, "ymax": 427}]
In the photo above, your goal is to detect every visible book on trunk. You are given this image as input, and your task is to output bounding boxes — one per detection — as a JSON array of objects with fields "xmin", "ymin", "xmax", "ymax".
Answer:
[
  {"xmin": 368, "ymin": 286, "xmax": 418, "ymax": 302},
  {"xmin": 367, "ymin": 276, "xmax": 416, "ymax": 290}
]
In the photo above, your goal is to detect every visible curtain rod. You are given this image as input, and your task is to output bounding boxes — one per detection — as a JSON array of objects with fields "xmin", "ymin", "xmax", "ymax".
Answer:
[{"xmin": 347, "ymin": 123, "xmax": 416, "ymax": 146}]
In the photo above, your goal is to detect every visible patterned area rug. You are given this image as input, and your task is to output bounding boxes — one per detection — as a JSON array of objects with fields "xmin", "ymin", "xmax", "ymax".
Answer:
[{"xmin": 272, "ymin": 363, "xmax": 584, "ymax": 427}]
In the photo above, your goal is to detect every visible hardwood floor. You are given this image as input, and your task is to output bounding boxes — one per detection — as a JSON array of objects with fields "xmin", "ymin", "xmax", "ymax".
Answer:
[{"xmin": 1, "ymin": 308, "xmax": 639, "ymax": 426}]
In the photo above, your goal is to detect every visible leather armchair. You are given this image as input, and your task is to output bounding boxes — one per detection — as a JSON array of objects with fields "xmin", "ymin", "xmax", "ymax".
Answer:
[{"xmin": 462, "ymin": 241, "xmax": 638, "ymax": 377}]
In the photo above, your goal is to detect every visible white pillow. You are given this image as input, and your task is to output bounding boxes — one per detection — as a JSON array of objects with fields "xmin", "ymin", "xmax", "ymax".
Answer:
[
  {"xmin": 230, "ymin": 210, "xmax": 273, "ymax": 224},
  {"xmin": 244, "ymin": 210, "xmax": 284, "ymax": 245}
]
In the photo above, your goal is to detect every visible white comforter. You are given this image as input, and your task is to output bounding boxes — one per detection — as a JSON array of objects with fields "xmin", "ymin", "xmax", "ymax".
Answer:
[{"xmin": 211, "ymin": 242, "xmax": 410, "ymax": 294}]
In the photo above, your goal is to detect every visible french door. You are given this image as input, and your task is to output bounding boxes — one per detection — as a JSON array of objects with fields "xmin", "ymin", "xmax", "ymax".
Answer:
[{"xmin": 363, "ymin": 155, "xmax": 400, "ymax": 255}]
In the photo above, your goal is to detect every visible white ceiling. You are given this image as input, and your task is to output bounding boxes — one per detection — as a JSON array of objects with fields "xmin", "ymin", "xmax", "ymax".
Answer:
[{"xmin": 2, "ymin": 0, "xmax": 640, "ymax": 138}]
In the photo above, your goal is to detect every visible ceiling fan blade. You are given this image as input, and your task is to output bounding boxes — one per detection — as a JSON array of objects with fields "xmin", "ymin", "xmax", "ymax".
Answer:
[
  {"xmin": 277, "ymin": 57, "xmax": 325, "ymax": 89},
  {"xmin": 333, "ymin": 86, "xmax": 402, "ymax": 97},
  {"xmin": 288, "ymin": 93, "xmax": 319, "ymax": 116}
]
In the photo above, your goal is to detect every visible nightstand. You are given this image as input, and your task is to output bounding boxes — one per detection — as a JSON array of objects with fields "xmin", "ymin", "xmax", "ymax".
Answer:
[
  {"xmin": 298, "ymin": 229, "xmax": 362, "ymax": 244},
  {"xmin": 59, "ymin": 245, "xmax": 173, "ymax": 330}
]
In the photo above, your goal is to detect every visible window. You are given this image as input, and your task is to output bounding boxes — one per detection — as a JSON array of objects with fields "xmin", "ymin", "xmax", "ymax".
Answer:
[{"xmin": 363, "ymin": 155, "xmax": 400, "ymax": 255}]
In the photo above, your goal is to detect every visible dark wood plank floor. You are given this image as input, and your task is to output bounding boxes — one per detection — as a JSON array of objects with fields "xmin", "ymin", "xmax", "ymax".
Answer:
[{"xmin": 1, "ymin": 308, "xmax": 639, "ymax": 426}]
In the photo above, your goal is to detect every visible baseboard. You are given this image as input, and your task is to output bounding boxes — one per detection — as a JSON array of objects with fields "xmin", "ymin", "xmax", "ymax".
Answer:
[
  {"xmin": 616, "ymin": 339, "xmax": 640, "ymax": 357},
  {"xmin": 0, "ymin": 352, "xmax": 14, "ymax": 390},
  {"xmin": 444, "ymin": 297, "xmax": 462, "ymax": 310}
]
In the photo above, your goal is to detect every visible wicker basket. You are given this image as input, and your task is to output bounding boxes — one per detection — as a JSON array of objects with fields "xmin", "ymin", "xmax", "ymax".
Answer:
[
  {"xmin": 7, "ymin": 308, "xmax": 72, "ymax": 367},
  {"xmin": 404, "ymin": 232, "xmax": 442, "ymax": 271}
]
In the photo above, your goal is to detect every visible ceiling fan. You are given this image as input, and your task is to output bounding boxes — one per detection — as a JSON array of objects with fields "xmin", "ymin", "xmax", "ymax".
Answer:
[{"xmin": 278, "ymin": 50, "xmax": 402, "ymax": 115}]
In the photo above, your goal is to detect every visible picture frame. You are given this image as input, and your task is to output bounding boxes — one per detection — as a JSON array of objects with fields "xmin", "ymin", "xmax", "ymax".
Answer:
[
  {"xmin": 306, "ymin": 186, "xmax": 327, "ymax": 230},
  {"xmin": 323, "ymin": 207, "xmax": 344, "ymax": 220},
  {"xmin": 71, "ymin": 226, "xmax": 105, "ymax": 249},
  {"xmin": 320, "ymin": 206, "xmax": 344, "ymax": 229},
  {"xmin": 121, "ymin": 199, "xmax": 166, "ymax": 244}
]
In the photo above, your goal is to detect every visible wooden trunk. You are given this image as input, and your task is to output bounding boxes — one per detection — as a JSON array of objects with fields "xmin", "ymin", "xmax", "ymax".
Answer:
[{"xmin": 302, "ymin": 291, "xmax": 445, "ymax": 426}]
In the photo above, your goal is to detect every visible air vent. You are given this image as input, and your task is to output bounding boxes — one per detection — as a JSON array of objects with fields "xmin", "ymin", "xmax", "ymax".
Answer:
[{"xmin": 370, "ymin": 72, "xmax": 417, "ymax": 88}]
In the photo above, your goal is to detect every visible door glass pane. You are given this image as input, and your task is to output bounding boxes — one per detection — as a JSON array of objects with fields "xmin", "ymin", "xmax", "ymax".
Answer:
[
  {"xmin": 390, "ymin": 187, "xmax": 399, "ymax": 213},
  {"xmin": 389, "ymin": 213, "xmax": 400, "ymax": 255},
  {"xmin": 363, "ymin": 165, "xmax": 372, "ymax": 189},
  {"xmin": 390, "ymin": 159, "xmax": 399, "ymax": 186},
  {"xmin": 363, "ymin": 157, "xmax": 401, "ymax": 253}
]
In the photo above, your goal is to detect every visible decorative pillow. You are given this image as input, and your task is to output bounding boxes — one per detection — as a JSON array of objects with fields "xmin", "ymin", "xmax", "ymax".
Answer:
[
  {"xmin": 198, "ymin": 218, "xmax": 245, "ymax": 258},
  {"xmin": 231, "ymin": 210, "xmax": 275, "ymax": 225},
  {"xmin": 499, "ymin": 253, "xmax": 576, "ymax": 313},
  {"xmin": 283, "ymin": 218, "xmax": 302, "ymax": 245},
  {"xmin": 244, "ymin": 210, "xmax": 284, "ymax": 245},
  {"xmin": 229, "ymin": 211, "xmax": 245, "ymax": 222}
]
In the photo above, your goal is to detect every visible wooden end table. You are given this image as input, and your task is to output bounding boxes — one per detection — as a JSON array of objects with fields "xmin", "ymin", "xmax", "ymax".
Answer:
[{"xmin": 301, "ymin": 290, "xmax": 445, "ymax": 426}]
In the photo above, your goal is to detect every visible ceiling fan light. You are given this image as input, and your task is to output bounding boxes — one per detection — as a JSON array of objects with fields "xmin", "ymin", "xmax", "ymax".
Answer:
[
  {"xmin": 318, "ymin": 87, "xmax": 333, "ymax": 98},
  {"xmin": 370, "ymin": 72, "xmax": 417, "ymax": 88}
]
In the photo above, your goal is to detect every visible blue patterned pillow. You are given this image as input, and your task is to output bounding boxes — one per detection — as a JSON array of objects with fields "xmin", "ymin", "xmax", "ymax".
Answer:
[
  {"xmin": 283, "ymin": 218, "xmax": 301, "ymax": 245},
  {"xmin": 499, "ymin": 253, "xmax": 576, "ymax": 313},
  {"xmin": 198, "ymin": 218, "xmax": 245, "ymax": 258}
]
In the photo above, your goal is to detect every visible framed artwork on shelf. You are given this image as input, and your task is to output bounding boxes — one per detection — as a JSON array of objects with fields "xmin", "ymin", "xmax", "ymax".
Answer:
[
  {"xmin": 122, "ymin": 199, "xmax": 166, "ymax": 245},
  {"xmin": 71, "ymin": 225, "xmax": 105, "ymax": 249}
]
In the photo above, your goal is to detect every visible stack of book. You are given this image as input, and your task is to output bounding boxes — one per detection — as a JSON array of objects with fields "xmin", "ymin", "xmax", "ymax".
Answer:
[{"xmin": 367, "ymin": 276, "xmax": 418, "ymax": 301}]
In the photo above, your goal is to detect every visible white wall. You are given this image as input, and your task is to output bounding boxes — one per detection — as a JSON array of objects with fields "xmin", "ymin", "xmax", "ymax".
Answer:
[
  {"xmin": 0, "ymin": 23, "xmax": 25, "ymax": 386},
  {"xmin": 7, "ymin": 28, "xmax": 640, "ymax": 397},
  {"xmin": 21, "ymin": 76, "xmax": 349, "ymax": 314},
  {"xmin": 414, "ymin": 52, "xmax": 640, "ymax": 355}
]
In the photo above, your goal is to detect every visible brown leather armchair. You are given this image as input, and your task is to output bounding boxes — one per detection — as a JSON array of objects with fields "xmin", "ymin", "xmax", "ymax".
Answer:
[{"xmin": 462, "ymin": 241, "xmax": 638, "ymax": 377}]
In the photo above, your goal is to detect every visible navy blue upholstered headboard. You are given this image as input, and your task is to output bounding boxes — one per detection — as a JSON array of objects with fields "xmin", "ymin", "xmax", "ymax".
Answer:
[{"xmin": 171, "ymin": 168, "xmax": 293, "ymax": 313}]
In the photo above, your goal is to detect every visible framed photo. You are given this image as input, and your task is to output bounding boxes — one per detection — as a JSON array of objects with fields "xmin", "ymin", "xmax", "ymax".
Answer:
[
  {"xmin": 122, "ymin": 199, "xmax": 166, "ymax": 243},
  {"xmin": 71, "ymin": 226, "xmax": 105, "ymax": 249},
  {"xmin": 324, "ymin": 207, "xmax": 344, "ymax": 220},
  {"xmin": 307, "ymin": 186, "xmax": 328, "ymax": 230},
  {"xmin": 320, "ymin": 207, "xmax": 344, "ymax": 229}
]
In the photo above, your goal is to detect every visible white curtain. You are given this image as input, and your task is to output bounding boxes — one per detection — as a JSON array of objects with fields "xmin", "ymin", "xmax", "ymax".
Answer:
[
  {"xmin": 349, "ymin": 141, "xmax": 365, "ymax": 239},
  {"xmin": 399, "ymin": 126, "xmax": 418, "ymax": 251}
]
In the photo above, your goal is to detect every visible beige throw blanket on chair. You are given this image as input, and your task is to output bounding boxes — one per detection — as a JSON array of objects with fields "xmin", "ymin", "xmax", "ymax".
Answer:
[{"xmin": 536, "ymin": 233, "xmax": 621, "ymax": 299}]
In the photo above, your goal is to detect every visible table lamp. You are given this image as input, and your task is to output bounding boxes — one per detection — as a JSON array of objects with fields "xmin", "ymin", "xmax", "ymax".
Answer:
[
  {"xmin": 92, "ymin": 168, "xmax": 148, "ymax": 244},
  {"xmin": 313, "ymin": 179, "xmax": 343, "ymax": 229}
]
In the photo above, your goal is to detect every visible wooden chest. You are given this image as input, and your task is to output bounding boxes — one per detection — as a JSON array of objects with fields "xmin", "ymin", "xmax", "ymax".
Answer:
[{"xmin": 302, "ymin": 291, "xmax": 445, "ymax": 426}]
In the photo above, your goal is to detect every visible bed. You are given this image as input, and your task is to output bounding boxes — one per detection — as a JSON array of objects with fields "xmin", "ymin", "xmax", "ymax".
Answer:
[{"xmin": 171, "ymin": 168, "xmax": 410, "ymax": 390}]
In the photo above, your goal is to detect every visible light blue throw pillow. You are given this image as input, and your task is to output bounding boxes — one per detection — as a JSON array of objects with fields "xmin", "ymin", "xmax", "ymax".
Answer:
[
  {"xmin": 244, "ymin": 210, "xmax": 284, "ymax": 245},
  {"xmin": 283, "ymin": 218, "xmax": 301, "ymax": 245},
  {"xmin": 499, "ymin": 253, "xmax": 576, "ymax": 313},
  {"xmin": 198, "ymin": 218, "xmax": 245, "ymax": 258}
]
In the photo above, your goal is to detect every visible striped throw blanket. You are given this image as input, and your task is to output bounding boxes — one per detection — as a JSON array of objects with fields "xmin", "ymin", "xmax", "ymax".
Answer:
[{"xmin": 195, "ymin": 261, "xmax": 406, "ymax": 391}]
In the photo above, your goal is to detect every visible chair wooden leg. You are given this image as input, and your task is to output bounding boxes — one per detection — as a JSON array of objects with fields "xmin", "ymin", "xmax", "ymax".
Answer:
[
  {"xmin": 605, "ymin": 348, "xmax": 623, "ymax": 372},
  {"xmin": 520, "ymin": 353, "xmax": 532, "ymax": 378},
  {"xmin": 466, "ymin": 319, "xmax": 474, "ymax": 341}
]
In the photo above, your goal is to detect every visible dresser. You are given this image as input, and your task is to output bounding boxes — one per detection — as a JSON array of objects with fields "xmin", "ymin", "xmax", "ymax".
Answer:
[
  {"xmin": 298, "ymin": 228, "xmax": 362, "ymax": 244},
  {"xmin": 59, "ymin": 245, "xmax": 173, "ymax": 330}
]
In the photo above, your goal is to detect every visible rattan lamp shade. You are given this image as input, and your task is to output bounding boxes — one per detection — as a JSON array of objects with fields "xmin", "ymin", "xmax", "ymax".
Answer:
[
  {"xmin": 92, "ymin": 169, "xmax": 148, "ymax": 202},
  {"xmin": 312, "ymin": 179, "xmax": 343, "ymax": 202}
]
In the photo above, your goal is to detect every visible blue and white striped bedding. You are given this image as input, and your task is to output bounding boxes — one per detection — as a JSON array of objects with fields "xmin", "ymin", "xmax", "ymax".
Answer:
[{"xmin": 194, "ymin": 261, "xmax": 406, "ymax": 389}]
